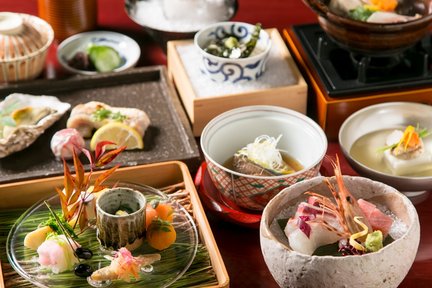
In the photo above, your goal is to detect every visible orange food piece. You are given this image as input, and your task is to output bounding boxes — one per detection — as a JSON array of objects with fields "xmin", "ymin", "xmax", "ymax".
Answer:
[
  {"xmin": 146, "ymin": 218, "xmax": 177, "ymax": 251},
  {"xmin": 370, "ymin": 0, "xmax": 397, "ymax": 12},
  {"xmin": 395, "ymin": 125, "xmax": 420, "ymax": 153},
  {"xmin": 145, "ymin": 204, "xmax": 158, "ymax": 229},
  {"xmin": 154, "ymin": 202, "xmax": 174, "ymax": 223}
]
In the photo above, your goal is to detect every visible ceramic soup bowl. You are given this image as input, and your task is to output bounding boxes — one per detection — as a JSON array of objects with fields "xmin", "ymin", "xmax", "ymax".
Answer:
[{"xmin": 201, "ymin": 105, "xmax": 327, "ymax": 211}]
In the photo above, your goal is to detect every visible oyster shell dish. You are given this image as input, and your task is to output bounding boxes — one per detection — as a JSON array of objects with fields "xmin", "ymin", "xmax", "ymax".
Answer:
[{"xmin": 0, "ymin": 93, "xmax": 71, "ymax": 158}]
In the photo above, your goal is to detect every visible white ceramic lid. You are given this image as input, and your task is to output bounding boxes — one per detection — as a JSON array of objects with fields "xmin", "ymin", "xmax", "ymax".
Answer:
[{"xmin": 0, "ymin": 12, "xmax": 54, "ymax": 62}]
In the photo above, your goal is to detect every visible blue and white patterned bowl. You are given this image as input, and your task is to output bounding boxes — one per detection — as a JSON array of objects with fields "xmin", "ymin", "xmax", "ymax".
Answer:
[
  {"xmin": 57, "ymin": 30, "xmax": 140, "ymax": 75},
  {"xmin": 194, "ymin": 21, "xmax": 271, "ymax": 83}
]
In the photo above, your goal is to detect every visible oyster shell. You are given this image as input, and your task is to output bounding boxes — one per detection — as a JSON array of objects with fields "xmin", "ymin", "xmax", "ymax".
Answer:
[{"xmin": 0, "ymin": 93, "xmax": 71, "ymax": 158}]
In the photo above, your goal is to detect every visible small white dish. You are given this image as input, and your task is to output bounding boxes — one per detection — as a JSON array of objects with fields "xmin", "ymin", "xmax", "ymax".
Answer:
[{"xmin": 57, "ymin": 30, "xmax": 141, "ymax": 75}]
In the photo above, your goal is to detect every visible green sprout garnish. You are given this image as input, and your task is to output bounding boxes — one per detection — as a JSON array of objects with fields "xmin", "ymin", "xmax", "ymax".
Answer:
[
  {"xmin": 43, "ymin": 202, "xmax": 78, "ymax": 239},
  {"xmin": 92, "ymin": 108, "xmax": 126, "ymax": 122}
]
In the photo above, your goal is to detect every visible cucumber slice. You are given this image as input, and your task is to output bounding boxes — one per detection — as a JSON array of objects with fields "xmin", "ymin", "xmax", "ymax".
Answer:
[{"xmin": 87, "ymin": 45, "xmax": 121, "ymax": 72}]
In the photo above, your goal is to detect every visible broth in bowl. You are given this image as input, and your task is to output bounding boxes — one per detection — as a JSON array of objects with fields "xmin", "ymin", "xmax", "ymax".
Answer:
[{"xmin": 201, "ymin": 105, "xmax": 327, "ymax": 211}]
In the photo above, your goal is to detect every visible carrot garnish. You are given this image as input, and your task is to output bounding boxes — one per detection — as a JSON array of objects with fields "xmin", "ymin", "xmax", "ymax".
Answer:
[{"xmin": 370, "ymin": 0, "xmax": 398, "ymax": 12}]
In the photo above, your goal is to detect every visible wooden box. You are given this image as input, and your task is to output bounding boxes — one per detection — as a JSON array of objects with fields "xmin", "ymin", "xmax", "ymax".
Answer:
[
  {"xmin": 167, "ymin": 29, "xmax": 308, "ymax": 136},
  {"xmin": 0, "ymin": 161, "xmax": 229, "ymax": 288}
]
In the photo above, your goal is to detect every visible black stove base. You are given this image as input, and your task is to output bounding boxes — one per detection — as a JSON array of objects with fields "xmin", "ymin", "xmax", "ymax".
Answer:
[{"xmin": 293, "ymin": 24, "xmax": 432, "ymax": 97}]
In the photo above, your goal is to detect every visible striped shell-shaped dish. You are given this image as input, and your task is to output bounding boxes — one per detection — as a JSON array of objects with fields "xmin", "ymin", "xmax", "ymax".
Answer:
[
  {"xmin": 96, "ymin": 187, "xmax": 146, "ymax": 251},
  {"xmin": 0, "ymin": 12, "xmax": 54, "ymax": 83}
]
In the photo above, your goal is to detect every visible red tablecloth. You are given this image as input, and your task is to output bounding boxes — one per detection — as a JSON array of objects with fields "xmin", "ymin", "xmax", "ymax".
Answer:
[{"xmin": 1, "ymin": 1, "xmax": 430, "ymax": 287}]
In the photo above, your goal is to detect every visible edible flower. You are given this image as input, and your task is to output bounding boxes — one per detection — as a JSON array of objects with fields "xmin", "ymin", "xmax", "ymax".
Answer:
[{"xmin": 349, "ymin": 216, "xmax": 369, "ymax": 252}]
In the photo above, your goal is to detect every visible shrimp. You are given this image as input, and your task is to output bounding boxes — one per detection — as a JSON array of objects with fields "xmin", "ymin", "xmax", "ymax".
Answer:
[
  {"xmin": 285, "ymin": 155, "xmax": 373, "ymax": 255},
  {"xmin": 90, "ymin": 248, "xmax": 160, "ymax": 283},
  {"xmin": 324, "ymin": 155, "xmax": 372, "ymax": 236}
]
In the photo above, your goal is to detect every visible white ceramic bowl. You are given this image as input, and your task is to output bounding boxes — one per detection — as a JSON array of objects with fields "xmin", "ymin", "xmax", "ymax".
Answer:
[
  {"xmin": 0, "ymin": 12, "xmax": 54, "ymax": 83},
  {"xmin": 260, "ymin": 176, "xmax": 420, "ymax": 288},
  {"xmin": 200, "ymin": 105, "xmax": 327, "ymax": 211},
  {"xmin": 339, "ymin": 102, "xmax": 432, "ymax": 192},
  {"xmin": 57, "ymin": 30, "xmax": 140, "ymax": 75},
  {"xmin": 194, "ymin": 21, "xmax": 271, "ymax": 83}
]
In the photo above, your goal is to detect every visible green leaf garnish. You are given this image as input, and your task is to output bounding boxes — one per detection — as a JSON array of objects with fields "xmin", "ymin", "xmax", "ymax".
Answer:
[
  {"xmin": 43, "ymin": 202, "xmax": 78, "ymax": 238},
  {"xmin": 349, "ymin": 6, "xmax": 376, "ymax": 21}
]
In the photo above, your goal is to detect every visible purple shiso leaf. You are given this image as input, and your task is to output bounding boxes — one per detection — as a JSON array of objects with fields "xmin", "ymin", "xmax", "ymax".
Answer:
[{"xmin": 298, "ymin": 215, "xmax": 312, "ymax": 238}]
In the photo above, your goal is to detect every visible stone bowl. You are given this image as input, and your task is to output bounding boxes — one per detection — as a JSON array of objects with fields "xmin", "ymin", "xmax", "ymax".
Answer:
[
  {"xmin": 194, "ymin": 21, "xmax": 272, "ymax": 83},
  {"xmin": 201, "ymin": 105, "xmax": 327, "ymax": 211},
  {"xmin": 260, "ymin": 176, "xmax": 420, "ymax": 288}
]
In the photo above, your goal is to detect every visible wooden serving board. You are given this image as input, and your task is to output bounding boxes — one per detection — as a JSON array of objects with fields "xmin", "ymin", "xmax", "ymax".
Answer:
[
  {"xmin": 0, "ymin": 66, "xmax": 200, "ymax": 183},
  {"xmin": 167, "ymin": 29, "xmax": 308, "ymax": 136},
  {"xmin": 0, "ymin": 161, "xmax": 229, "ymax": 287}
]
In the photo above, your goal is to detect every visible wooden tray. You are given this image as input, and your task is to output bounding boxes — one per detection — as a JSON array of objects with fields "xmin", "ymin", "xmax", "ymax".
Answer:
[
  {"xmin": 0, "ymin": 161, "xmax": 229, "ymax": 288},
  {"xmin": 167, "ymin": 29, "xmax": 308, "ymax": 136},
  {"xmin": 0, "ymin": 66, "xmax": 200, "ymax": 183}
]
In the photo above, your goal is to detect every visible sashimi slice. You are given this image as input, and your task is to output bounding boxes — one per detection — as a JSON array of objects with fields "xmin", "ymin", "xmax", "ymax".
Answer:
[
  {"xmin": 285, "ymin": 219, "xmax": 342, "ymax": 255},
  {"xmin": 358, "ymin": 199, "xmax": 393, "ymax": 236}
]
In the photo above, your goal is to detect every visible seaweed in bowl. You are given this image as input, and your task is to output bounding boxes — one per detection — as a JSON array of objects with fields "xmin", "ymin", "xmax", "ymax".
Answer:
[{"xmin": 204, "ymin": 23, "xmax": 262, "ymax": 58}]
